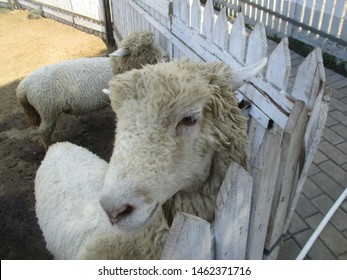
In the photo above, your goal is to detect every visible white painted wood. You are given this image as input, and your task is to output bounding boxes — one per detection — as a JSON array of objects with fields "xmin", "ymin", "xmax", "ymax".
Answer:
[
  {"xmin": 228, "ymin": 13, "xmax": 247, "ymax": 62},
  {"xmin": 246, "ymin": 22, "xmax": 267, "ymax": 66},
  {"xmin": 247, "ymin": 117, "xmax": 266, "ymax": 167},
  {"xmin": 330, "ymin": 0, "xmax": 345, "ymax": 37},
  {"xmin": 291, "ymin": 48, "xmax": 325, "ymax": 109},
  {"xmin": 265, "ymin": 100, "xmax": 308, "ymax": 259},
  {"xmin": 215, "ymin": 162, "xmax": 253, "ymax": 260},
  {"xmin": 246, "ymin": 126, "xmax": 282, "ymax": 259},
  {"xmin": 266, "ymin": 37, "xmax": 291, "ymax": 90},
  {"xmin": 202, "ymin": 0, "xmax": 214, "ymax": 41},
  {"xmin": 284, "ymin": 88, "xmax": 332, "ymax": 233},
  {"xmin": 161, "ymin": 212, "xmax": 212, "ymax": 260},
  {"xmin": 173, "ymin": 0, "xmax": 190, "ymax": 26},
  {"xmin": 214, "ymin": 8, "xmax": 229, "ymax": 49},
  {"xmin": 320, "ymin": 0, "xmax": 334, "ymax": 34},
  {"xmin": 191, "ymin": 0, "xmax": 202, "ymax": 32}
]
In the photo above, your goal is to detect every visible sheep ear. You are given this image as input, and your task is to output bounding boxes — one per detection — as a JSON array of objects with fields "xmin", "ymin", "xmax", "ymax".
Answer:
[
  {"xmin": 109, "ymin": 48, "xmax": 130, "ymax": 57},
  {"xmin": 231, "ymin": 57, "xmax": 268, "ymax": 91},
  {"xmin": 103, "ymin": 89, "xmax": 110, "ymax": 95}
]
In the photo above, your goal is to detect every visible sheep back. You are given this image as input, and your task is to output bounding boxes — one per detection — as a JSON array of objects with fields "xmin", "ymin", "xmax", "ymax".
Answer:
[
  {"xmin": 21, "ymin": 57, "xmax": 112, "ymax": 119},
  {"xmin": 35, "ymin": 142, "xmax": 110, "ymax": 259}
]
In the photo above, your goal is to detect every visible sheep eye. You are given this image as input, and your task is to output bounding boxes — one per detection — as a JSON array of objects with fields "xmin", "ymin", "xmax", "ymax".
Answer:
[{"xmin": 179, "ymin": 115, "xmax": 197, "ymax": 126}]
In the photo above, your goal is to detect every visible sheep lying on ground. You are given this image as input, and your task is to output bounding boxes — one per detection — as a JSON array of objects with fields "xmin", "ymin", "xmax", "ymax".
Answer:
[
  {"xmin": 16, "ymin": 31, "xmax": 164, "ymax": 150},
  {"xmin": 35, "ymin": 58, "xmax": 267, "ymax": 259}
]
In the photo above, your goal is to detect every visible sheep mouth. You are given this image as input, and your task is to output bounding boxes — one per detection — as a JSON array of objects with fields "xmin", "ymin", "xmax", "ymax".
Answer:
[{"xmin": 115, "ymin": 202, "xmax": 159, "ymax": 232}]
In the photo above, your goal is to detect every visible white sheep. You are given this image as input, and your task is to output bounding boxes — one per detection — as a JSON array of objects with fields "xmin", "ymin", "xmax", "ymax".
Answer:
[
  {"xmin": 16, "ymin": 30, "xmax": 164, "ymax": 150},
  {"xmin": 35, "ymin": 58, "xmax": 267, "ymax": 259}
]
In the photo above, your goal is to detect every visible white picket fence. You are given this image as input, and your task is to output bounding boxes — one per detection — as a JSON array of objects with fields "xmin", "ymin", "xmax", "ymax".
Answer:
[
  {"xmin": 15, "ymin": 0, "xmax": 106, "ymax": 38},
  {"xmin": 214, "ymin": 0, "xmax": 347, "ymax": 62},
  {"xmin": 112, "ymin": 0, "xmax": 331, "ymax": 260}
]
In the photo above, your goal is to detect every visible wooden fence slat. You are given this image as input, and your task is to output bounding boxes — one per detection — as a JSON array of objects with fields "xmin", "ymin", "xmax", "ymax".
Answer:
[
  {"xmin": 311, "ymin": 0, "xmax": 324, "ymax": 31},
  {"xmin": 320, "ymin": 0, "xmax": 334, "ymax": 34},
  {"xmin": 330, "ymin": 0, "xmax": 345, "ymax": 37},
  {"xmin": 265, "ymin": 37, "xmax": 291, "ymax": 90},
  {"xmin": 264, "ymin": 100, "xmax": 308, "ymax": 260},
  {"xmin": 247, "ymin": 117, "xmax": 266, "ymax": 167},
  {"xmin": 228, "ymin": 12, "xmax": 247, "ymax": 62},
  {"xmin": 202, "ymin": 0, "xmax": 214, "ymax": 41},
  {"xmin": 215, "ymin": 162, "xmax": 253, "ymax": 260},
  {"xmin": 291, "ymin": 48, "xmax": 325, "ymax": 109},
  {"xmin": 246, "ymin": 126, "xmax": 282, "ymax": 259},
  {"xmin": 246, "ymin": 22, "xmax": 268, "ymax": 65},
  {"xmin": 283, "ymin": 88, "xmax": 332, "ymax": 234},
  {"xmin": 161, "ymin": 212, "xmax": 212, "ymax": 260},
  {"xmin": 174, "ymin": 0, "xmax": 190, "ymax": 26},
  {"xmin": 213, "ymin": 7, "xmax": 229, "ymax": 49},
  {"xmin": 191, "ymin": 0, "xmax": 202, "ymax": 32}
]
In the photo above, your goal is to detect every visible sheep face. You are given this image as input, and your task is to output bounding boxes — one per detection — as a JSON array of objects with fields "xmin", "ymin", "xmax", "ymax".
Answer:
[
  {"xmin": 100, "ymin": 59, "xmax": 246, "ymax": 232},
  {"xmin": 109, "ymin": 31, "xmax": 165, "ymax": 75}
]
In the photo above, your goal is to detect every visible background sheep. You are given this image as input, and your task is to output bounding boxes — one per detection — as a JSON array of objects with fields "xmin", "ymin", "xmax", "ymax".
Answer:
[
  {"xmin": 35, "ymin": 58, "xmax": 267, "ymax": 259},
  {"xmin": 16, "ymin": 30, "xmax": 164, "ymax": 150}
]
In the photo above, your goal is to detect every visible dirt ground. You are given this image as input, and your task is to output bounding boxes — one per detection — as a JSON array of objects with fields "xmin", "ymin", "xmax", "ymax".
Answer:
[{"xmin": 0, "ymin": 9, "xmax": 116, "ymax": 259}]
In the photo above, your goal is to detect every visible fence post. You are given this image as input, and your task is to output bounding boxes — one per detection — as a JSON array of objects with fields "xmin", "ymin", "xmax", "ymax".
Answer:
[{"xmin": 102, "ymin": 0, "xmax": 116, "ymax": 47}]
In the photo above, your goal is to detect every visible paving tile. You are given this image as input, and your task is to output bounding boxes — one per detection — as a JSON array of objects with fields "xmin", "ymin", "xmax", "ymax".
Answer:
[
  {"xmin": 310, "ymin": 172, "xmax": 344, "ymax": 200},
  {"xmin": 277, "ymin": 238, "xmax": 301, "ymax": 260},
  {"xmin": 326, "ymin": 74, "xmax": 345, "ymax": 86},
  {"xmin": 318, "ymin": 141, "xmax": 347, "ymax": 165},
  {"xmin": 328, "ymin": 96, "xmax": 347, "ymax": 112},
  {"xmin": 322, "ymin": 127, "xmax": 344, "ymax": 145},
  {"xmin": 295, "ymin": 194, "xmax": 319, "ymax": 219},
  {"xmin": 331, "ymin": 124, "xmax": 347, "ymax": 139},
  {"xmin": 342, "ymin": 163, "xmax": 347, "ymax": 172},
  {"xmin": 311, "ymin": 195, "xmax": 347, "ymax": 231},
  {"xmin": 305, "ymin": 213, "xmax": 347, "ymax": 257},
  {"xmin": 330, "ymin": 87, "xmax": 347, "ymax": 100},
  {"xmin": 319, "ymin": 161, "xmax": 347, "ymax": 188},
  {"xmin": 288, "ymin": 211, "xmax": 309, "ymax": 235},
  {"xmin": 341, "ymin": 200, "xmax": 347, "ymax": 212},
  {"xmin": 312, "ymin": 150, "xmax": 328, "ymax": 165},
  {"xmin": 342, "ymin": 229, "xmax": 347, "ymax": 239},
  {"xmin": 338, "ymin": 251, "xmax": 347, "ymax": 260},
  {"xmin": 293, "ymin": 229, "xmax": 337, "ymax": 259},
  {"xmin": 325, "ymin": 114, "xmax": 340, "ymax": 127},
  {"xmin": 330, "ymin": 78, "xmax": 347, "ymax": 90},
  {"xmin": 340, "ymin": 97, "xmax": 347, "ymax": 105},
  {"xmin": 302, "ymin": 178, "xmax": 323, "ymax": 199},
  {"xmin": 337, "ymin": 141, "xmax": 347, "ymax": 154},
  {"xmin": 307, "ymin": 163, "xmax": 321, "ymax": 177},
  {"xmin": 329, "ymin": 111, "xmax": 347, "ymax": 126}
]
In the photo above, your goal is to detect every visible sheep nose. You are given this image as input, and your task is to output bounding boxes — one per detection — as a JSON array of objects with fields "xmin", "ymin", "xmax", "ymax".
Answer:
[{"xmin": 105, "ymin": 204, "xmax": 135, "ymax": 225}]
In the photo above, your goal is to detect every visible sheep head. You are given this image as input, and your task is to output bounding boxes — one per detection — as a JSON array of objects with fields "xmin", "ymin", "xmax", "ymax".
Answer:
[
  {"xmin": 100, "ymin": 58, "xmax": 266, "ymax": 232},
  {"xmin": 109, "ymin": 31, "xmax": 165, "ymax": 75}
]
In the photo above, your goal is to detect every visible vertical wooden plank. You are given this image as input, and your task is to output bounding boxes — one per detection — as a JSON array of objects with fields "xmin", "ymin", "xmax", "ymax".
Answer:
[
  {"xmin": 283, "ymin": 88, "xmax": 332, "ymax": 234},
  {"xmin": 320, "ymin": 0, "xmax": 334, "ymax": 34},
  {"xmin": 273, "ymin": 0, "xmax": 282, "ymax": 33},
  {"xmin": 214, "ymin": 8, "xmax": 229, "ymax": 49},
  {"xmin": 202, "ymin": 0, "xmax": 214, "ymax": 41},
  {"xmin": 161, "ymin": 213, "xmax": 212, "ymax": 260},
  {"xmin": 266, "ymin": 37, "xmax": 291, "ymax": 90},
  {"xmin": 178, "ymin": 0, "xmax": 190, "ymax": 26},
  {"xmin": 247, "ymin": 118, "xmax": 267, "ymax": 167},
  {"xmin": 291, "ymin": 48, "xmax": 326, "ymax": 109},
  {"xmin": 246, "ymin": 22, "xmax": 268, "ymax": 65},
  {"xmin": 264, "ymin": 101, "xmax": 308, "ymax": 260},
  {"xmin": 330, "ymin": 0, "xmax": 345, "ymax": 37},
  {"xmin": 215, "ymin": 162, "xmax": 253, "ymax": 260},
  {"xmin": 246, "ymin": 126, "xmax": 282, "ymax": 259},
  {"xmin": 311, "ymin": 0, "xmax": 324, "ymax": 31},
  {"xmin": 228, "ymin": 12, "xmax": 247, "ymax": 62},
  {"xmin": 286, "ymin": 0, "xmax": 297, "ymax": 35},
  {"xmin": 191, "ymin": 0, "xmax": 201, "ymax": 32}
]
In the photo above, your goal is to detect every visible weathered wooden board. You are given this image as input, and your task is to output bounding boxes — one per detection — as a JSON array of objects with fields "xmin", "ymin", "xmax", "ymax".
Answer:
[
  {"xmin": 246, "ymin": 125, "xmax": 282, "ymax": 259},
  {"xmin": 264, "ymin": 100, "xmax": 308, "ymax": 259},
  {"xmin": 215, "ymin": 162, "xmax": 253, "ymax": 260},
  {"xmin": 161, "ymin": 212, "xmax": 212, "ymax": 260}
]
